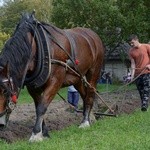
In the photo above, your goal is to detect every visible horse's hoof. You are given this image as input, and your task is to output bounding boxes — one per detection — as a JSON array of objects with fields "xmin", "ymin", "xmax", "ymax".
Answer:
[
  {"xmin": 79, "ymin": 121, "xmax": 90, "ymax": 128},
  {"xmin": 29, "ymin": 132, "xmax": 44, "ymax": 142}
]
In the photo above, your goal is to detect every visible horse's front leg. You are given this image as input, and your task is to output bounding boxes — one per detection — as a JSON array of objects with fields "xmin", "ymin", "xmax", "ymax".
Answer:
[
  {"xmin": 27, "ymin": 78, "xmax": 62, "ymax": 142},
  {"xmin": 29, "ymin": 101, "xmax": 49, "ymax": 142}
]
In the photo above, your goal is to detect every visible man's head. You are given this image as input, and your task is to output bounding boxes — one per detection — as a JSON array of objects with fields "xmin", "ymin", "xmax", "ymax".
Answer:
[{"xmin": 128, "ymin": 34, "xmax": 140, "ymax": 48}]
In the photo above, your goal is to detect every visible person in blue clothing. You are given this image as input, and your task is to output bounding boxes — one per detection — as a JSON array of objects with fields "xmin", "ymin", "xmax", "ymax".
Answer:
[
  {"xmin": 67, "ymin": 85, "xmax": 79, "ymax": 109},
  {"xmin": 105, "ymin": 72, "xmax": 112, "ymax": 84}
]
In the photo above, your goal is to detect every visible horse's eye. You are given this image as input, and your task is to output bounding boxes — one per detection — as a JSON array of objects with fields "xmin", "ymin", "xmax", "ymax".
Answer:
[
  {"xmin": 0, "ymin": 88, "xmax": 7, "ymax": 97},
  {"xmin": 2, "ymin": 89, "xmax": 7, "ymax": 95}
]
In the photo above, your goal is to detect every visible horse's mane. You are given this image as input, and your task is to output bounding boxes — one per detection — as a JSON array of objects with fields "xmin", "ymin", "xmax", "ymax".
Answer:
[{"xmin": 0, "ymin": 14, "xmax": 32, "ymax": 83}]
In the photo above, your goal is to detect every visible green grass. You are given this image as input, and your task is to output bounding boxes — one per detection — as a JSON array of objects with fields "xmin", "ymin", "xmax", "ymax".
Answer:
[
  {"xmin": 18, "ymin": 83, "xmax": 136, "ymax": 104},
  {"xmin": 1, "ymin": 110, "xmax": 150, "ymax": 150},
  {"xmin": 18, "ymin": 87, "xmax": 69, "ymax": 104},
  {"xmin": 97, "ymin": 83, "xmax": 136, "ymax": 93},
  {"xmin": 18, "ymin": 88, "xmax": 32, "ymax": 104}
]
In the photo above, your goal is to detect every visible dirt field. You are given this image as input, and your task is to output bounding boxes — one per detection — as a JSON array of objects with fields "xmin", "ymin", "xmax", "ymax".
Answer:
[{"xmin": 0, "ymin": 90, "xmax": 141, "ymax": 143}]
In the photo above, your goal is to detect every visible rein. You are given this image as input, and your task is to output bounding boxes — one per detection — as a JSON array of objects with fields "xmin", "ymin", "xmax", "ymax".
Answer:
[
  {"xmin": 53, "ymin": 59, "xmax": 149, "ymax": 113},
  {"xmin": 99, "ymin": 67, "xmax": 148, "ymax": 113},
  {"xmin": 109, "ymin": 67, "xmax": 147, "ymax": 93},
  {"xmin": 52, "ymin": 59, "xmax": 115, "ymax": 113}
]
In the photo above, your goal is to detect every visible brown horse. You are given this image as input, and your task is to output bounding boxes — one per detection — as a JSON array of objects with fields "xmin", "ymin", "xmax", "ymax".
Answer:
[{"xmin": 0, "ymin": 12, "xmax": 104, "ymax": 142}]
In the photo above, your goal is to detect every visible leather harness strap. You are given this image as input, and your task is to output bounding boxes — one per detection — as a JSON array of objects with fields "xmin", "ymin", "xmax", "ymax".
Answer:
[
  {"xmin": 24, "ymin": 20, "xmax": 82, "ymax": 88},
  {"xmin": 64, "ymin": 31, "xmax": 76, "ymax": 61}
]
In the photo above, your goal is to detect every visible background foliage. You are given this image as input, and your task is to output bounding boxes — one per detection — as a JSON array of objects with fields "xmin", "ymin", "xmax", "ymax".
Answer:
[
  {"xmin": 0, "ymin": 32, "xmax": 10, "ymax": 49},
  {"xmin": 0, "ymin": 0, "xmax": 149, "ymax": 56}
]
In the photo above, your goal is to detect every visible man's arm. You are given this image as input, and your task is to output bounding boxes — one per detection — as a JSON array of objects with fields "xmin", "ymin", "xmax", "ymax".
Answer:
[
  {"xmin": 130, "ymin": 57, "xmax": 135, "ymax": 80},
  {"xmin": 146, "ymin": 44, "xmax": 150, "ymax": 70}
]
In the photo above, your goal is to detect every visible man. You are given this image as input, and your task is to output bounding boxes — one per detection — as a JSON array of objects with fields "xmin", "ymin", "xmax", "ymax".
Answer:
[{"xmin": 129, "ymin": 34, "xmax": 150, "ymax": 111}]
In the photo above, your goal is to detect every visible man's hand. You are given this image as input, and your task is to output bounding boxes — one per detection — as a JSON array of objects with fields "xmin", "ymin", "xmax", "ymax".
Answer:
[{"xmin": 146, "ymin": 64, "xmax": 150, "ymax": 70}]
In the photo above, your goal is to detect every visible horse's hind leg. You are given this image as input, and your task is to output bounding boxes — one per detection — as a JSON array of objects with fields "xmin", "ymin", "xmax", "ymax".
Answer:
[
  {"xmin": 74, "ymin": 82, "xmax": 93, "ymax": 128},
  {"xmin": 76, "ymin": 68, "xmax": 100, "ymax": 128},
  {"xmin": 79, "ymin": 85, "xmax": 95, "ymax": 128}
]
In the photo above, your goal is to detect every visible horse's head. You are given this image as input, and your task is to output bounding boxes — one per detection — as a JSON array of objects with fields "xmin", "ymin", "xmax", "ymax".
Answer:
[
  {"xmin": 0, "ymin": 12, "xmax": 36, "ymax": 129},
  {"xmin": 0, "ymin": 63, "xmax": 17, "ymax": 129}
]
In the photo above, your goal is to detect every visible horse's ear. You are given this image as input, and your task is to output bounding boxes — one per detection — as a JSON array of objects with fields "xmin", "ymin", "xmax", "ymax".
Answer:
[
  {"xmin": 2, "ymin": 61, "xmax": 10, "ymax": 78},
  {"xmin": 30, "ymin": 10, "xmax": 36, "ymax": 21},
  {"xmin": 31, "ymin": 10, "xmax": 36, "ymax": 17}
]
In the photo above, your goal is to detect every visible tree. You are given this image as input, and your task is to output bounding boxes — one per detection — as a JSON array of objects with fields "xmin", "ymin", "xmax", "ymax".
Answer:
[
  {"xmin": 0, "ymin": 0, "xmax": 53, "ymax": 34},
  {"xmin": 51, "ymin": 0, "xmax": 150, "ymax": 73},
  {"xmin": 51, "ymin": 0, "xmax": 149, "ymax": 64},
  {"xmin": 51, "ymin": 0, "xmax": 126, "ymax": 58},
  {"xmin": 116, "ymin": 0, "xmax": 149, "ymax": 42},
  {"xmin": 0, "ymin": 0, "xmax": 149, "ymax": 58},
  {"xmin": 0, "ymin": 32, "xmax": 10, "ymax": 50}
]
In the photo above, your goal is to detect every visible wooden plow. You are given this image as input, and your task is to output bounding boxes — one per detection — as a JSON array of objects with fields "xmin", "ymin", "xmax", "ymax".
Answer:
[{"xmin": 57, "ymin": 88, "xmax": 118, "ymax": 118}]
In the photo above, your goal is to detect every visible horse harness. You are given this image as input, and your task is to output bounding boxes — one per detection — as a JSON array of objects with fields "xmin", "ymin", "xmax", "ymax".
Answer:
[
  {"xmin": 24, "ymin": 21, "xmax": 51, "ymax": 88},
  {"xmin": 24, "ymin": 19, "xmax": 81, "ymax": 88}
]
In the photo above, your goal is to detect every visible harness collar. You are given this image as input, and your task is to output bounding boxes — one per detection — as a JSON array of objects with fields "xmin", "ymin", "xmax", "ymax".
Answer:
[{"xmin": 24, "ymin": 22, "xmax": 51, "ymax": 88}]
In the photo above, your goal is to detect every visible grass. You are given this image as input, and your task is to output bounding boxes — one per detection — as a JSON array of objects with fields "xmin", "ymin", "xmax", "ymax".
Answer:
[
  {"xmin": 97, "ymin": 83, "xmax": 136, "ymax": 93},
  {"xmin": 18, "ymin": 87, "xmax": 69, "ymax": 104},
  {"xmin": 1, "ymin": 110, "xmax": 150, "ymax": 150},
  {"xmin": 18, "ymin": 83, "xmax": 136, "ymax": 104}
]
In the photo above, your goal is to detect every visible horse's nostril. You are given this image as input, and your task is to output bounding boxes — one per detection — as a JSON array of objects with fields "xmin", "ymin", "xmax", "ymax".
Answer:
[{"xmin": 0, "ymin": 114, "xmax": 7, "ymax": 128}]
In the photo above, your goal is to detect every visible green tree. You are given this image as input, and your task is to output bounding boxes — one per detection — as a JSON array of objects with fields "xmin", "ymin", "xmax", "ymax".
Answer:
[
  {"xmin": 51, "ymin": 0, "xmax": 125, "ymax": 56},
  {"xmin": 0, "ymin": 0, "xmax": 149, "ymax": 57},
  {"xmin": 0, "ymin": 31, "xmax": 10, "ymax": 50},
  {"xmin": 51, "ymin": 0, "xmax": 149, "ymax": 61},
  {"xmin": 116, "ymin": 0, "xmax": 150, "ymax": 42},
  {"xmin": 0, "ymin": 0, "xmax": 53, "ymax": 34}
]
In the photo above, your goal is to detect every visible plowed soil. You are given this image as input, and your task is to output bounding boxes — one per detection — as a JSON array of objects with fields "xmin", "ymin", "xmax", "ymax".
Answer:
[{"xmin": 0, "ymin": 89, "xmax": 141, "ymax": 143}]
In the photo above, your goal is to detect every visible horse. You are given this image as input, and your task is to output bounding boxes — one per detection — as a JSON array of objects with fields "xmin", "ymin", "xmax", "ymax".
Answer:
[{"xmin": 0, "ymin": 12, "xmax": 104, "ymax": 142}]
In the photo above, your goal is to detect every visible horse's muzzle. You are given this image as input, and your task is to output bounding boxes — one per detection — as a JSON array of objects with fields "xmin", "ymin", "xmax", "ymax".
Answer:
[{"xmin": 0, "ymin": 114, "xmax": 7, "ymax": 129}]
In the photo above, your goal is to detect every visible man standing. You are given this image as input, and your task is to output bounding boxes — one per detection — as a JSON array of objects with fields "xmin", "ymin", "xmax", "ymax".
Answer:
[{"xmin": 129, "ymin": 34, "xmax": 150, "ymax": 111}]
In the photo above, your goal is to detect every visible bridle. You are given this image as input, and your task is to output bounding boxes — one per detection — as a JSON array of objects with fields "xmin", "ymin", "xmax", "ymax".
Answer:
[{"xmin": 0, "ymin": 77, "xmax": 17, "ymax": 118}]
